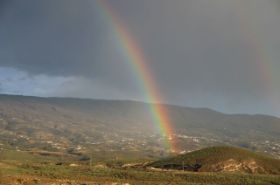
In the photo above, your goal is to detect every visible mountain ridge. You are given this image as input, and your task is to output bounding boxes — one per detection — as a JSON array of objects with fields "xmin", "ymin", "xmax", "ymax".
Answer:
[
  {"xmin": 2, "ymin": 93, "xmax": 279, "ymax": 118},
  {"xmin": 0, "ymin": 94, "xmax": 279, "ymax": 159}
]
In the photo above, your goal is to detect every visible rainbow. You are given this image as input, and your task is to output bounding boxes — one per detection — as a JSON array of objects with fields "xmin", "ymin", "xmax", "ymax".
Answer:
[
  {"xmin": 96, "ymin": 0, "xmax": 176, "ymax": 152},
  {"xmin": 233, "ymin": 2, "xmax": 279, "ymax": 109}
]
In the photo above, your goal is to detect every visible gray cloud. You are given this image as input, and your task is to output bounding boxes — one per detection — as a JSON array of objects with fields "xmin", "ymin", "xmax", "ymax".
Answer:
[{"xmin": 0, "ymin": 0, "xmax": 280, "ymax": 115}]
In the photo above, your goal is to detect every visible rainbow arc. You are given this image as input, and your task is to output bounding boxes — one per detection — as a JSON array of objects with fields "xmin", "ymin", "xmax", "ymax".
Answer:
[{"xmin": 97, "ymin": 0, "xmax": 176, "ymax": 152}]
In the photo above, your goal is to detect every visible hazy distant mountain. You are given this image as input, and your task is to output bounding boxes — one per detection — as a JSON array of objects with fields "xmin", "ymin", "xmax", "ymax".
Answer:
[{"xmin": 0, "ymin": 94, "xmax": 279, "ymax": 159}]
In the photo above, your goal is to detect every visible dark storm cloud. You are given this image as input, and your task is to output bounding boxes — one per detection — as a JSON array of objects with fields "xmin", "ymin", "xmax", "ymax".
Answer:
[
  {"xmin": 108, "ymin": 0, "xmax": 280, "ymax": 114},
  {"xmin": 0, "ymin": 0, "xmax": 104, "ymax": 75},
  {"xmin": 0, "ymin": 0, "xmax": 280, "ymax": 115},
  {"xmin": 0, "ymin": 0, "xmax": 141, "ymax": 91}
]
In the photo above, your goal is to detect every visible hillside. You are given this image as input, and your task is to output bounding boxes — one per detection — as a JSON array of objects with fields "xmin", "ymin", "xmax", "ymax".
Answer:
[
  {"xmin": 148, "ymin": 146, "xmax": 280, "ymax": 174},
  {"xmin": 0, "ymin": 147, "xmax": 279, "ymax": 185},
  {"xmin": 0, "ymin": 94, "xmax": 279, "ymax": 159},
  {"xmin": 1, "ymin": 148, "xmax": 280, "ymax": 185},
  {"xmin": 147, "ymin": 146, "xmax": 280, "ymax": 175}
]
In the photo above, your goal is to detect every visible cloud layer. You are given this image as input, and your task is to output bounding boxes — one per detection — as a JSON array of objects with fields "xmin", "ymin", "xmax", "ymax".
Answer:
[{"xmin": 0, "ymin": 0, "xmax": 280, "ymax": 115}]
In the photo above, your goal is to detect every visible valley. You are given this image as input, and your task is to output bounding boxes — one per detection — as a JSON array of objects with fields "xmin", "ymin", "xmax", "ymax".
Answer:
[
  {"xmin": 0, "ymin": 95, "xmax": 280, "ymax": 184},
  {"xmin": 0, "ymin": 95, "xmax": 279, "ymax": 159}
]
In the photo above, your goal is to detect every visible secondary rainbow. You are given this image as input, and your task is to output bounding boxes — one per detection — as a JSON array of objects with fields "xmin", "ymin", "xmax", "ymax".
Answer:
[
  {"xmin": 232, "ymin": 1, "xmax": 279, "ymax": 109},
  {"xmin": 96, "ymin": 0, "xmax": 176, "ymax": 152}
]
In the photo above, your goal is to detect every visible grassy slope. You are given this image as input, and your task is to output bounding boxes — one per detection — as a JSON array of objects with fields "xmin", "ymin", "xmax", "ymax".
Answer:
[
  {"xmin": 148, "ymin": 146, "xmax": 280, "ymax": 174},
  {"xmin": 0, "ymin": 149, "xmax": 279, "ymax": 185},
  {"xmin": 1, "ymin": 162, "xmax": 280, "ymax": 185}
]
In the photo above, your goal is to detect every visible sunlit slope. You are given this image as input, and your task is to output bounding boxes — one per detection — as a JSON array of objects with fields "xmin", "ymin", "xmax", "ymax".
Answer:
[{"xmin": 148, "ymin": 146, "xmax": 280, "ymax": 174}]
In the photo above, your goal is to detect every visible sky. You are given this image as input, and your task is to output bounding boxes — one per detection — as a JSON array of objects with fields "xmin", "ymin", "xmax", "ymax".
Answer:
[{"xmin": 0, "ymin": 0, "xmax": 280, "ymax": 116}]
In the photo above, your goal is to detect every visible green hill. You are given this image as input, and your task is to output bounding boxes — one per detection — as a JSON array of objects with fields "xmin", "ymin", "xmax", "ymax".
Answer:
[{"xmin": 148, "ymin": 146, "xmax": 280, "ymax": 174}]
